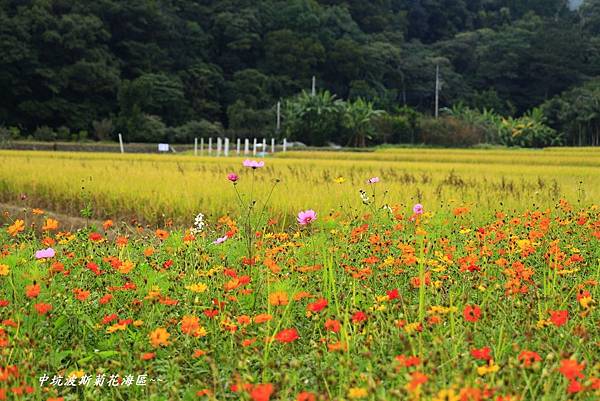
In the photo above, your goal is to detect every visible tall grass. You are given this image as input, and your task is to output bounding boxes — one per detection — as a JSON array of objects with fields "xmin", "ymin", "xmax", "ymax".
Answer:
[{"xmin": 0, "ymin": 149, "xmax": 597, "ymax": 226}]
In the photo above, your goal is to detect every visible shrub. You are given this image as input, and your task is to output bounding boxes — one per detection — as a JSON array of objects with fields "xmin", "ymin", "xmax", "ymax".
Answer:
[
  {"xmin": 167, "ymin": 120, "xmax": 224, "ymax": 143},
  {"xmin": 420, "ymin": 116, "xmax": 485, "ymax": 147},
  {"xmin": 33, "ymin": 126, "xmax": 57, "ymax": 141}
]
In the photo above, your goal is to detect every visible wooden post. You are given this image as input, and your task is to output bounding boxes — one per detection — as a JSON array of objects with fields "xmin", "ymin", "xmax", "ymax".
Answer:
[
  {"xmin": 194, "ymin": 137, "xmax": 198, "ymax": 156},
  {"xmin": 244, "ymin": 139, "xmax": 249, "ymax": 155},
  {"xmin": 118, "ymin": 133, "xmax": 124, "ymax": 154}
]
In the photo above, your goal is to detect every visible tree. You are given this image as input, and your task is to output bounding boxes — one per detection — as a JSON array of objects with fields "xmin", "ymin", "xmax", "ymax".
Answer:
[{"xmin": 342, "ymin": 98, "xmax": 384, "ymax": 147}]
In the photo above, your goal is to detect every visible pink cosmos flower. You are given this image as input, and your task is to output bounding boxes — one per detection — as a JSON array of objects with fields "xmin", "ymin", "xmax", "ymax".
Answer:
[
  {"xmin": 297, "ymin": 209, "xmax": 317, "ymax": 225},
  {"xmin": 227, "ymin": 173, "xmax": 239, "ymax": 182},
  {"xmin": 413, "ymin": 203, "xmax": 424, "ymax": 215},
  {"xmin": 367, "ymin": 177, "xmax": 380, "ymax": 184},
  {"xmin": 213, "ymin": 235, "xmax": 228, "ymax": 245},
  {"xmin": 243, "ymin": 159, "xmax": 265, "ymax": 169},
  {"xmin": 35, "ymin": 248, "xmax": 55, "ymax": 259}
]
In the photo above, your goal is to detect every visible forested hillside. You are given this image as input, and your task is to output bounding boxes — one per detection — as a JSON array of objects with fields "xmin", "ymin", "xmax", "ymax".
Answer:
[{"xmin": 1, "ymin": 0, "xmax": 599, "ymax": 145}]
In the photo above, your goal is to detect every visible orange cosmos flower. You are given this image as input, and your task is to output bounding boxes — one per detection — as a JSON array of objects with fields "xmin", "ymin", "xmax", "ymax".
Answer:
[
  {"xmin": 25, "ymin": 283, "xmax": 41, "ymax": 299},
  {"xmin": 254, "ymin": 314, "xmax": 272, "ymax": 324},
  {"xmin": 73, "ymin": 289, "xmax": 90, "ymax": 301},
  {"xmin": 324, "ymin": 319, "xmax": 341, "ymax": 333},
  {"xmin": 180, "ymin": 315, "xmax": 206, "ymax": 337},
  {"xmin": 155, "ymin": 229, "xmax": 169, "ymax": 240},
  {"xmin": 293, "ymin": 291, "xmax": 311, "ymax": 301},
  {"xmin": 102, "ymin": 220, "xmax": 113, "ymax": 230},
  {"xmin": 558, "ymin": 359, "xmax": 585, "ymax": 381},
  {"xmin": 405, "ymin": 371, "xmax": 428, "ymax": 392},
  {"xmin": 116, "ymin": 236, "xmax": 129, "ymax": 247},
  {"xmin": 34, "ymin": 303, "xmax": 52, "ymax": 315},
  {"xmin": 463, "ymin": 304, "xmax": 481, "ymax": 322},
  {"xmin": 274, "ymin": 328, "xmax": 299, "ymax": 343},
  {"xmin": 140, "ymin": 352, "xmax": 156, "ymax": 361},
  {"xmin": 32, "ymin": 208, "xmax": 44, "ymax": 215},
  {"xmin": 268, "ymin": 291, "xmax": 289, "ymax": 306},
  {"xmin": 297, "ymin": 392, "xmax": 316, "ymax": 401},
  {"xmin": 42, "ymin": 218, "xmax": 59, "ymax": 231},
  {"xmin": 149, "ymin": 327, "xmax": 170, "ymax": 347},
  {"xmin": 7, "ymin": 220, "xmax": 25, "ymax": 236},
  {"xmin": 192, "ymin": 349, "xmax": 206, "ymax": 358}
]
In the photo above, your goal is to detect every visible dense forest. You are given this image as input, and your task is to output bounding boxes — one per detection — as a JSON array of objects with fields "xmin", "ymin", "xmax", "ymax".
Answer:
[{"xmin": 1, "ymin": 0, "xmax": 600, "ymax": 146}]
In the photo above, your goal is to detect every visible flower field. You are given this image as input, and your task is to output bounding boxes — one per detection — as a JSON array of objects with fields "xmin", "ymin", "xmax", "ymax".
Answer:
[{"xmin": 0, "ymin": 150, "xmax": 599, "ymax": 400}]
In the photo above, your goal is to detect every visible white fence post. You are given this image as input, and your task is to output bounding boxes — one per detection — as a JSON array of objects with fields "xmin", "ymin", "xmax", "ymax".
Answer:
[
  {"xmin": 200, "ymin": 138, "xmax": 204, "ymax": 156},
  {"xmin": 253, "ymin": 138, "xmax": 257, "ymax": 156},
  {"xmin": 271, "ymin": 138, "xmax": 275, "ymax": 154},
  {"xmin": 118, "ymin": 133, "xmax": 124, "ymax": 154},
  {"xmin": 224, "ymin": 138, "xmax": 230, "ymax": 157},
  {"xmin": 236, "ymin": 138, "xmax": 241, "ymax": 155},
  {"xmin": 283, "ymin": 138, "xmax": 287, "ymax": 152},
  {"xmin": 244, "ymin": 139, "xmax": 249, "ymax": 155},
  {"xmin": 208, "ymin": 137, "xmax": 213, "ymax": 156},
  {"xmin": 216, "ymin": 137, "xmax": 222, "ymax": 157},
  {"xmin": 194, "ymin": 137, "xmax": 198, "ymax": 156}
]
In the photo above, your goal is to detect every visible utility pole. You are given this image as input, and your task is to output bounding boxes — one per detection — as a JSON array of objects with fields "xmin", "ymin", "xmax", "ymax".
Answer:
[
  {"xmin": 311, "ymin": 76, "xmax": 316, "ymax": 96},
  {"xmin": 435, "ymin": 63, "xmax": 440, "ymax": 119},
  {"xmin": 276, "ymin": 101, "xmax": 281, "ymax": 133}
]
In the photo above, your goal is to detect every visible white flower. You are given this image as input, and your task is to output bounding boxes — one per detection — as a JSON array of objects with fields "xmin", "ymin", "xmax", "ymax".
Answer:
[
  {"xmin": 359, "ymin": 190, "xmax": 370, "ymax": 205},
  {"xmin": 191, "ymin": 213, "xmax": 205, "ymax": 235}
]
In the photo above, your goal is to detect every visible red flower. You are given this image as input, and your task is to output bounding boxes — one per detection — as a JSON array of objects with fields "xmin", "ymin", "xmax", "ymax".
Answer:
[
  {"xmin": 307, "ymin": 298, "xmax": 328, "ymax": 313},
  {"xmin": 387, "ymin": 288, "xmax": 399, "ymax": 300},
  {"xmin": 162, "ymin": 259, "xmax": 173, "ymax": 269},
  {"xmin": 86, "ymin": 262, "xmax": 101, "ymax": 275},
  {"xmin": 34, "ymin": 303, "xmax": 52, "ymax": 315},
  {"xmin": 274, "ymin": 328, "xmax": 299, "ymax": 343},
  {"xmin": 558, "ymin": 359, "xmax": 585, "ymax": 381},
  {"xmin": 567, "ymin": 380, "xmax": 582, "ymax": 394},
  {"xmin": 517, "ymin": 350, "xmax": 542, "ymax": 367},
  {"xmin": 99, "ymin": 294, "xmax": 113, "ymax": 305},
  {"xmin": 471, "ymin": 346, "xmax": 492, "ymax": 361},
  {"xmin": 203, "ymin": 309, "xmax": 219, "ymax": 318},
  {"xmin": 549, "ymin": 310, "xmax": 568, "ymax": 327},
  {"xmin": 250, "ymin": 383, "xmax": 274, "ymax": 401},
  {"xmin": 89, "ymin": 232, "xmax": 103, "ymax": 242},
  {"xmin": 351, "ymin": 311, "xmax": 368, "ymax": 323},
  {"xmin": 297, "ymin": 391, "xmax": 316, "ymax": 401},
  {"xmin": 463, "ymin": 304, "xmax": 481, "ymax": 322}
]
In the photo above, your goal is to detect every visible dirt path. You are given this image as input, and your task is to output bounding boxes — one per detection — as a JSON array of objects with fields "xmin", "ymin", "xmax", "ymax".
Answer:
[{"xmin": 0, "ymin": 202, "xmax": 101, "ymax": 231}]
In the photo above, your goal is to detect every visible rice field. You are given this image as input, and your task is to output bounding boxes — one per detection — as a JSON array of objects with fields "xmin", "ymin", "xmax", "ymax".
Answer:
[
  {"xmin": 0, "ymin": 148, "xmax": 599, "ymax": 401},
  {"xmin": 0, "ymin": 148, "xmax": 598, "ymax": 226}
]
